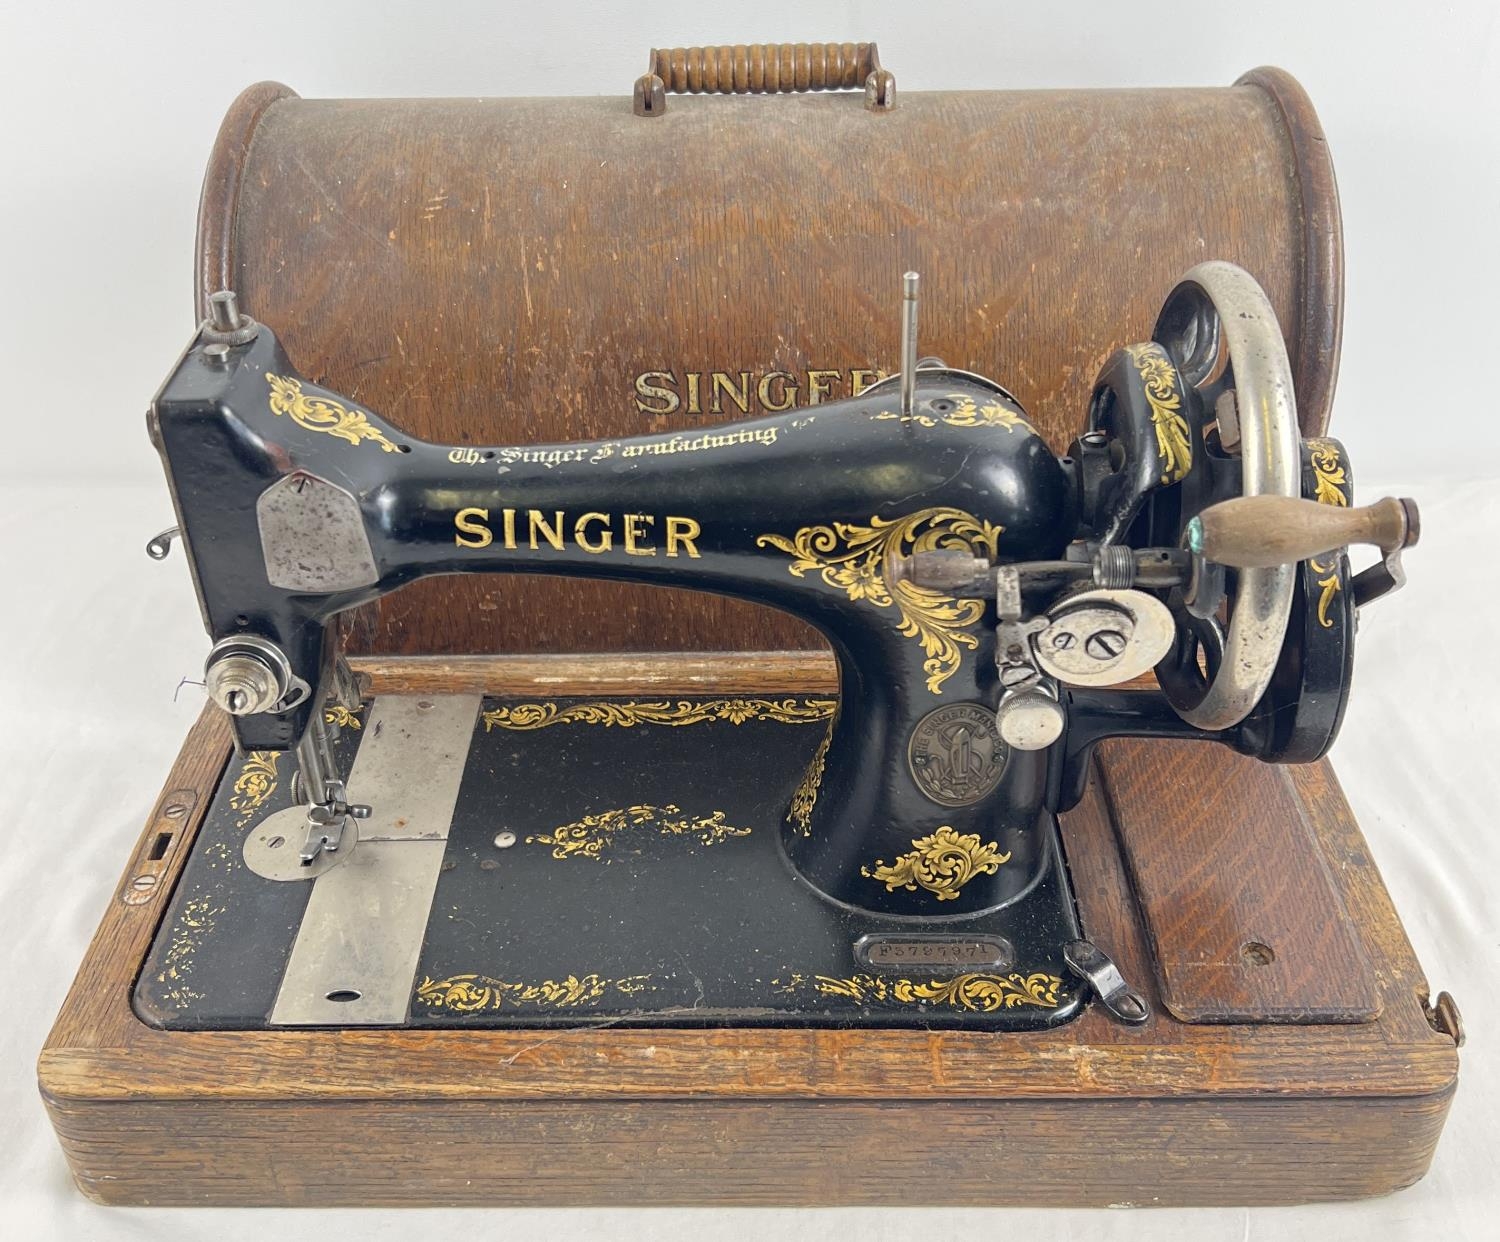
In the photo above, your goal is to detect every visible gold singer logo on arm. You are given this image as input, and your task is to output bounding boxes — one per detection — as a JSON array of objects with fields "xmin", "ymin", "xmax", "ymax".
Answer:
[
  {"xmin": 1124, "ymin": 344, "xmax": 1191, "ymax": 485},
  {"xmin": 265, "ymin": 373, "xmax": 400, "ymax": 453},
  {"xmin": 453, "ymin": 508, "xmax": 702, "ymax": 557},
  {"xmin": 756, "ymin": 508, "xmax": 1001, "ymax": 694},
  {"xmin": 861, "ymin": 825, "xmax": 1011, "ymax": 902}
]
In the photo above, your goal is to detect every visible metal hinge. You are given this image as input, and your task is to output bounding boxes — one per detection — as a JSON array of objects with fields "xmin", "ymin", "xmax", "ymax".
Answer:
[{"xmin": 1423, "ymin": 990, "xmax": 1465, "ymax": 1047}]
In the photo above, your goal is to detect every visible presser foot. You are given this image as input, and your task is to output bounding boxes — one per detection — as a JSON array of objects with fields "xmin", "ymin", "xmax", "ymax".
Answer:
[
  {"xmin": 298, "ymin": 784, "xmax": 370, "ymax": 865},
  {"xmin": 294, "ymin": 683, "xmax": 370, "ymax": 866}
]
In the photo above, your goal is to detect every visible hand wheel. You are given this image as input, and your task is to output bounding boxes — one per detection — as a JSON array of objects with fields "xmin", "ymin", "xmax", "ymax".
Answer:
[{"xmin": 1148, "ymin": 261, "xmax": 1301, "ymax": 731}]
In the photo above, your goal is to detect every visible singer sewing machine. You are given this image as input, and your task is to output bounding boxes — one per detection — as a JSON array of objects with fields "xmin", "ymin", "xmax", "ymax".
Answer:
[
  {"xmin": 39, "ymin": 62, "xmax": 1462, "ymax": 1208},
  {"xmin": 122, "ymin": 261, "xmax": 1418, "ymax": 1036},
  {"xmin": 42, "ymin": 251, "xmax": 1463, "ymax": 1208}
]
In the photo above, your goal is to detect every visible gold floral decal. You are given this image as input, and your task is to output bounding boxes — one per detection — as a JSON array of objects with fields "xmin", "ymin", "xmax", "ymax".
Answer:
[
  {"xmin": 1125, "ymin": 344, "xmax": 1191, "ymax": 485},
  {"xmin": 526, "ymin": 804, "xmax": 749, "ymax": 861},
  {"xmin": 414, "ymin": 972, "xmax": 650, "ymax": 1013},
  {"xmin": 1305, "ymin": 440, "xmax": 1349, "ymax": 627},
  {"xmin": 1307, "ymin": 438, "xmax": 1349, "ymax": 507},
  {"xmin": 155, "ymin": 894, "xmax": 224, "ymax": 1009},
  {"xmin": 1309, "ymin": 557, "xmax": 1341, "ymax": 629},
  {"xmin": 861, "ymin": 825, "xmax": 1011, "ymax": 901},
  {"xmin": 266, "ymin": 373, "xmax": 400, "ymax": 453},
  {"xmin": 787, "ymin": 723, "xmax": 832, "ymax": 836},
  {"xmin": 808, "ymin": 971, "xmax": 1061, "ymax": 1011},
  {"xmin": 482, "ymin": 697, "xmax": 835, "ymax": 731},
  {"xmin": 874, "ymin": 393, "xmax": 1030, "ymax": 433},
  {"xmin": 229, "ymin": 751, "xmax": 279, "ymax": 828},
  {"xmin": 942, "ymin": 393, "xmax": 1029, "ymax": 431},
  {"xmin": 756, "ymin": 508, "xmax": 1002, "ymax": 694},
  {"xmin": 324, "ymin": 703, "xmax": 364, "ymax": 730}
]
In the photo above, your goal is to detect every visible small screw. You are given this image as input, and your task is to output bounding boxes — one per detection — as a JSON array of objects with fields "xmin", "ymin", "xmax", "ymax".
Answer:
[
  {"xmin": 494, "ymin": 831, "xmax": 516, "ymax": 849},
  {"xmin": 163, "ymin": 802, "xmax": 187, "ymax": 819},
  {"xmin": 416, "ymin": 700, "xmax": 434, "ymax": 711},
  {"xmin": 1051, "ymin": 632, "xmax": 1077, "ymax": 650},
  {"xmin": 1085, "ymin": 630, "xmax": 1126, "ymax": 660}
]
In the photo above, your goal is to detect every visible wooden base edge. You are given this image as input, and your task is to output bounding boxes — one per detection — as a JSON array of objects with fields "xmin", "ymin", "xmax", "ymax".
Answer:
[
  {"xmin": 39, "ymin": 657, "xmax": 1460, "ymax": 1208},
  {"xmin": 45, "ymin": 1087, "xmax": 1454, "ymax": 1208}
]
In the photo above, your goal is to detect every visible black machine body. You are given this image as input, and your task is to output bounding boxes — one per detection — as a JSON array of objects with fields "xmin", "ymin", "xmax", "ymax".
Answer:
[{"xmin": 142, "ymin": 263, "xmax": 1417, "ymax": 1031}]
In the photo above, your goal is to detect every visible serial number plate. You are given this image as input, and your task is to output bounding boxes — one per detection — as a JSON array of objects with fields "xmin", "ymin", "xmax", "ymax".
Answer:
[{"xmin": 853, "ymin": 934, "xmax": 1013, "ymax": 971}]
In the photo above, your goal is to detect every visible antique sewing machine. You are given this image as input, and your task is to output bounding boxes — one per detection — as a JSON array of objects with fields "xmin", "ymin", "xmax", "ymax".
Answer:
[
  {"xmin": 41, "ymin": 60, "xmax": 1461, "ymax": 1208},
  {"xmin": 131, "ymin": 261, "xmax": 1418, "ymax": 1033}
]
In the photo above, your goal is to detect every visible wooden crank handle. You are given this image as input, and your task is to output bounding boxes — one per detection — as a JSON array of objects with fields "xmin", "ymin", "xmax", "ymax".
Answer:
[{"xmin": 1187, "ymin": 495, "xmax": 1420, "ymax": 570}]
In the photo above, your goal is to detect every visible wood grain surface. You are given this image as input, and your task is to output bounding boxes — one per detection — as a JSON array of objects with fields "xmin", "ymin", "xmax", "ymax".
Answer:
[
  {"xmin": 1099, "ymin": 738, "xmax": 1381, "ymax": 1022},
  {"xmin": 38, "ymin": 656, "xmax": 1458, "ymax": 1206}
]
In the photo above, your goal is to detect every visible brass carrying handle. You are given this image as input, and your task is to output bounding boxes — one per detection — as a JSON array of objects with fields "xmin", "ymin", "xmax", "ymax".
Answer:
[
  {"xmin": 634, "ymin": 42, "xmax": 895, "ymax": 116},
  {"xmin": 1188, "ymin": 495, "xmax": 1420, "ymax": 569}
]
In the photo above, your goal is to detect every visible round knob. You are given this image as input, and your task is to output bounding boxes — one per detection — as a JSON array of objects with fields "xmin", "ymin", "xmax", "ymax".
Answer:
[
  {"xmin": 205, "ymin": 652, "xmax": 283, "ymax": 716},
  {"xmin": 995, "ymin": 691, "xmax": 1065, "ymax": 751}
]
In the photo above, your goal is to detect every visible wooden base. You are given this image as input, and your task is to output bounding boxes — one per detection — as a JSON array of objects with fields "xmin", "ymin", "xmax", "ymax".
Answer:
[{"xmin": 39, "ymin": 654, "xmax": 1460, "ymax": 1207}]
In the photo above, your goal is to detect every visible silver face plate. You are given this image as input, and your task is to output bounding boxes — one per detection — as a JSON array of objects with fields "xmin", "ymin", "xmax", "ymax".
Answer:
[
  {"xmin": 257, "ymin": 470, "xmax": 379, "ymax": 593},
  {"xmin": 269, "ymin": 695, "xmax": 481, "ymax": 1026}
]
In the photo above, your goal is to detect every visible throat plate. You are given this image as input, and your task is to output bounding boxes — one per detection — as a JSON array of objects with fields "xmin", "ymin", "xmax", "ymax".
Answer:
[{"xmin": 270, "ymin": 695, "xmax": 481, "ymax": 1025}]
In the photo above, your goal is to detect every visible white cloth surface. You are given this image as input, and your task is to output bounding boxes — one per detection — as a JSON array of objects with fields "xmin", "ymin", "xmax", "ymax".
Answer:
[{"xmin": 0, "ymin": 474, "xmax": 1494, "ymax": 1241}]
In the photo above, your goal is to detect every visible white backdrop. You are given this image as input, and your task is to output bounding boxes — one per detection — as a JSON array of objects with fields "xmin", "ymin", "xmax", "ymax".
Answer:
[{"xmin": 1, "ymin": 3, "xmax": 1496, "ymax": 1240}]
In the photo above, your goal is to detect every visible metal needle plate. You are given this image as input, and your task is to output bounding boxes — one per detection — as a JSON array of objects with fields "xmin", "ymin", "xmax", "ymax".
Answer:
[{"xmin": 269, "ymin": 695, "xmax": 481, "ymax": 1026}]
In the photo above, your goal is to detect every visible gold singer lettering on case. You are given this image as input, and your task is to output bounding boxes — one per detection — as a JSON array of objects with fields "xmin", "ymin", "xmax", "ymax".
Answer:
[
  {"xmin": 454, "ymin": 509, "xmax": 702, "ymax": 558},
  {"xmin": 634, "ymin": 367, "xmax": 887, "ymax": 416}
]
